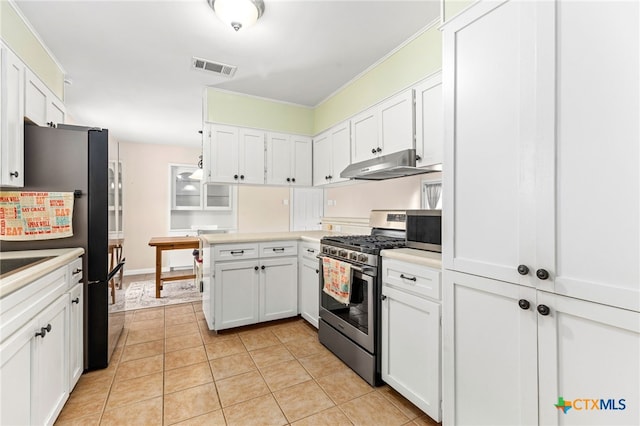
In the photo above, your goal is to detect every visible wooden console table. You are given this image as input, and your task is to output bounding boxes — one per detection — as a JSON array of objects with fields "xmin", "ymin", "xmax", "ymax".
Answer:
[{"xmin": 148, "ymin": 236, "xmax": 200, "ymax": 298}]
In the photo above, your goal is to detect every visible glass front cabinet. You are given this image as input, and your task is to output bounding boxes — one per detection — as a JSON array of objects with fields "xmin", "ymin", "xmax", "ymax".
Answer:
[
  {"xmin": 170, "ymin": 165, "xmax": 232, "ymax": 211},
  {"xmin": 108, "ymin": 161, "xmax": 124, "ymax": 238}
]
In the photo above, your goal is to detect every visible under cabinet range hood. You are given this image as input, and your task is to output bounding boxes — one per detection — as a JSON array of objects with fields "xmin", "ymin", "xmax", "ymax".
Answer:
[{"xmin": 340, "ymin": 149, "xmax": 442, "ymax": 180}]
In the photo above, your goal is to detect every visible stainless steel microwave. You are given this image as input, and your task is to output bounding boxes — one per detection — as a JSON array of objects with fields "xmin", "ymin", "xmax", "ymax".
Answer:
[{"xmin": 405, "ymin": 209, "xmax": 442, "ymax": 252}]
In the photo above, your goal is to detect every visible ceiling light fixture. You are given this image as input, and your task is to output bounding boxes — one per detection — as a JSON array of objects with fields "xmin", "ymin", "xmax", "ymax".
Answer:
[{"xmin": 208, "ymin": 0, "xmax": 265, "ymax": 32}]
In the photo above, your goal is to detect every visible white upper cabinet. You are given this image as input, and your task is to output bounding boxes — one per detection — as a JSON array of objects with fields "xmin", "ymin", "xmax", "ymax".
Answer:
[
  {"xmin": 414, "ymin": 72, "xmax": 443, "ymax": 167},
  {"xmin": 0, "ymin": 43, "xmax": 25, "ymax": 187},
  {"xmin": 313, "ymin": 121, "xmax": 350, "ymax": 186},
  {"xmin": 266, "ymin": 132, "xmax": 312, "ymax": 186},
  {"xmin": 351, "ymin": 89, "xmax": 414, "ymax": 163},
  {"xmin": 443, "ymin": 0, "xmax": 556, "ymax": 289},
  {"xmin": 204, "ymin": 123, "xmax": 265, "ymax": 185},
  {"xmin": 443, "ymin": 0, "xmax": 639, "ymax": 311},
  {"xmin": 25, "ymin": 68, "xmax": 65, "ymax": 127}
]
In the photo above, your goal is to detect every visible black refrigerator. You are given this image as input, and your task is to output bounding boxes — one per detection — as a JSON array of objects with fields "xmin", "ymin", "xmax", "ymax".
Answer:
[{"xmin": 1, "ymin": 123, "xmax": 124, "ymax": 370}]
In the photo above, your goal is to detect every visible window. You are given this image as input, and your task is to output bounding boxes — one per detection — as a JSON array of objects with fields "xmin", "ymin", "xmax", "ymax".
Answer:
[{"xmin": 421, "ymin": 179, "xmax": 442, "ymax": 210}]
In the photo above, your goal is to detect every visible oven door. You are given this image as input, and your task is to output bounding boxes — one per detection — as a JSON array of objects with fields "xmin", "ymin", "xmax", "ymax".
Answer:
[{"xmin": 319, "ymin": 257, "xmax": 375, "ymax": 353}]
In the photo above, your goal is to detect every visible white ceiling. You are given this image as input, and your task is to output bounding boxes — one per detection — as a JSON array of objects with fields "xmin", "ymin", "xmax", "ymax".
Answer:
[{"xmin": 14, "ymin": 0, "xmax": 440, "ymax": 146}]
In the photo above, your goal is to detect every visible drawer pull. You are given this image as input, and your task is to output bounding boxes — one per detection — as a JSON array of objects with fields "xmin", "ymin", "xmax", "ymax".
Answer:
[
  {"xmin": 272, "ymin": 247, "xmax": 285, "ymax": 252},
  {"xmin": 73, "ymin": 268, "xmax": 82, "ymax": 274},
  {"xmin": 230, "ymin": 250, "xmax": 245, "ymax": 255},
  {"xmin": 72, "ymin": 297, "xmax": 80, "ymax": 304},
  {"xmin": 306, "ymin": 249, "xmax": 315, "ymax": 253},
  {"xmin": 400, "ymin": 274, "xmax": 417, "ymax": 282}
]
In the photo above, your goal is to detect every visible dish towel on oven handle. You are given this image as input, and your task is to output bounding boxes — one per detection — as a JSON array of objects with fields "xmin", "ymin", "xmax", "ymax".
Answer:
[{"xmin": 322, "ymin": 257, "xmax": 352, "ymax": 305}]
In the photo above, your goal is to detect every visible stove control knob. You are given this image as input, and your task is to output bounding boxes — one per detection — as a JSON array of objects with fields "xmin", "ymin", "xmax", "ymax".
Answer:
[
  {"xmin": 330, "ymin": 248, "xmax": 337, "ymax": 255},
  {"xmin": 322, "ymin": 246, "xmax": 329, "ymax": 254},
  {"xmin": 338, "ymin": 250, "xmax": 347, "ymax": 258},
  {"xmin": 349, "ymin": 252, "xmax": 357, "ymax": 260},
  {"xmin": 358, "ymin": 254, "xmax": 368, "ymax": 263}
]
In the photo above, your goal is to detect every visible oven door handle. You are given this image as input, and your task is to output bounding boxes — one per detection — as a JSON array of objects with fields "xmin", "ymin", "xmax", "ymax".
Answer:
[{"xmin": 316, "ymin": 255, "xmax": 372, "ymax": 274}]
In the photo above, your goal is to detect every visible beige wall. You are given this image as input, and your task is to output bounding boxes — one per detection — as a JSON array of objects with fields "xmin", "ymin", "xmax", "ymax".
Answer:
[
  {"xmin": 443, "ymin": 0, "xmax": 476, "ymax": 22},
  {"xmin": 237, "ymin": 185, "xmax": 291, "ymax": 233},
  {"xmin": 325, "ymin": 172, "xmax": 442, "ymax": 218},
  {"xmin": 118, "ymin": 141, "xmax": 200, "ymax": 272},
  {"xmin": 1, "ymin": 1, "xmax": 65, "ymax": 99}
]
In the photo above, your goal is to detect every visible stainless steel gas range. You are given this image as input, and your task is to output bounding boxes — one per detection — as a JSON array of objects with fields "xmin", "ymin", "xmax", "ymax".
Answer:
[{"xmin": 318, "ymin": 210, "xmax": 406, "ymax": 386}]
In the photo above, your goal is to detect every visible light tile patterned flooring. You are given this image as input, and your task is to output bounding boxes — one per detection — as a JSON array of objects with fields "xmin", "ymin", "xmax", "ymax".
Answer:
[{"xmin": 55, "ymin": 278, "xmax": 440, "ymax": 425}]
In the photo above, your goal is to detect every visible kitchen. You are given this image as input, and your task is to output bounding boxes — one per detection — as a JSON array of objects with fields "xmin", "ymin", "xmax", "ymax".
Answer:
[{"xmin": 1, "ymin": 1, "xmax": 639, "ymax": 426}]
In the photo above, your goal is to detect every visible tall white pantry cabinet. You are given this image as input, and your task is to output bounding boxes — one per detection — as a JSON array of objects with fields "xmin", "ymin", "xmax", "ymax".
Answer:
[{"xmin": 441, "ymin": 1, "xmax": 639, "ymax": 426}]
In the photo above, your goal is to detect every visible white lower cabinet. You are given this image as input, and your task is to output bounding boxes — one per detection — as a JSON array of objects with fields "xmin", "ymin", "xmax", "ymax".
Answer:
[
  {"xmin": 214, "ymin": 259, "xmax": 260, "ymax": 330},
  {"xmin": 68, "ymin": 282, "xmax": 83, "ymax": 390},
  {"xmin": 381, "ymin": 258, "xmax": 442, "ymax": 422},
  {"xmin": 209, "ymin": 241, "xmax": 298, "ymax": 331},
  {"xmin": 443, "ymin": 270, "xmax": 640, "ymax": 426},
  {"xmin": 298, "ymin": 241, "xmax": 320, "ymax": 328},
  {"xmin": 32, "ymin": 295, "xmax": 69, "ymax": 426},
  {"xmin": 0, "ymin": 254, "xmax": 83, "ymax": 426}
]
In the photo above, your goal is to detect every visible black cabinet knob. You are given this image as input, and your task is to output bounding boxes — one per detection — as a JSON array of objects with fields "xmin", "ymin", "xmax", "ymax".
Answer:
[
  {"xmin": 234, "ymin": 174, "xmax": 239, "ymax": 179},
  {"xmin": 9, "ymin": 171, "xmax": 19, "ymax": 178},
  {"xmin": 240, "ymin": 175, "xmax": 245, "ymax": 180},
  {"xmin": 292, "ymin": 178, "xmax": 296, "ymax": 183},
  {"xmin": 35, "ymin": 323, "xmax": 52, "ymax": 338},
  {"xmin": 286, "ymin": 177, "xmax": 291, "ymax": 182},
  {"xmin": 536, "ymin": 269, "xmax": 550, "ymax": 280},
  {"xmin": 315, "ymin": 269, "xmax": 319, "ymax": 274},
  {"xmin": 72, "ymin": 297, "xmax": 80, "ymax": 304},
  {"xmin": 254, "ymin": 266, "xmax": 259, "ymax": 271},
  {"xmin": 328, "ymin": 175, "xmax": 332, "ymax": 179},
  {"xmin": 371, "ymin": 148, "xmax": 377, "ymax": 154},
  {"xmin": 416, "ymin": 154, "xmax": 422, "ymax": 161},
  {"xmin": 518, "ymin": 299, "xmax": 530, "ymax": 310},
  {"xmin": 261, "ymin": 265, "xmax": 266, "ymax": 270},
  {"xmin": 537, "ymin": 304, "xmax": 551, "ymax": 316},
  {"xmin": 376, "ymin": 147, "xmax": 382, "ymax": 153},
  {"xmin": 517, "ymin": 265, "xmax": 529, "ymax": 275},
  {"xmin": 381, "ymin": 295, "xmax": 387, "ymax": 300}
]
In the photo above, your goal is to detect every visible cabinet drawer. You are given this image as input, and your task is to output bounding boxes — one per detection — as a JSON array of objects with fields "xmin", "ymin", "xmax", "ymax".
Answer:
[
  {"xmin": 382, "ymin": 258, "xmax": 441, "ymax": 301},
  {"xmin": 299, "ymin": 242, "xmax": 320, "ymax": 261},
  {"xmin": 213, "ymin": 243, "xmax": 259, "ymax": 260},
  {"xmin": 68, "ymin": 258, "xmax": 83, "ymax": 289},
  {"xmin": 259, "ymin": 241, "xmax": 297, "ymax": 258}
]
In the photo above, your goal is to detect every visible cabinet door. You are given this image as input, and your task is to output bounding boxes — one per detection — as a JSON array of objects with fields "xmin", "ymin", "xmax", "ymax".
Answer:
[
  {"xmin": 381, "ymin": 286, "xmax": 440, "ymax": 421},
  {"xmin": 442, "ymin": 270, "xmax": 538, "ymax": 426},
  {"xmin": 207, "ymin": 124, "xmax": 239, "ymax": 183},
  {"xmin": 0, "ymin": 318, "xmax": 36, "ymax": 426},
  {"xmin": 330, "ymin": 122, "xmax": 351, "ymax": 183},
  {"xmin": 266, "ymin": 132, "xmax": 292, "ymax": 185},
  {"xmin": 312, "ymin": 131, "xmax": 331, "ymax": 186},
  {"xmin": 378, "ymin": 89, "xmax": 414, "ymax": 156},
  {"xmin": 260, "ymin": 257, "xmax": 298, "ymax": 322},
  {"xmin": 238, "ymin": 128, "xmax": 265, "ymax": 184},
  {"xmin": 171, "ymin": 165, "xmax": 202, "ymax": 210},
  {"xmin": 415, "ymin": 73, "xmax": 443, "ymax": 167},
  {"xmin": 25, "ymin": 69, "xmax": 48, "ymax": 126},
  {"xmin": 553, "ymin": 0, "xmax": 639, "ymax": 312},
  {"xmin": 299, "ymin": 258, "xmax": 319, "ymax": 328},
  {"xmin": 442, "ymin": 0, "xmax": 555, "ymax": 289},
  {"xmin": 32, "ymin": 294, "xmax": 69, "ymax": 426},
  {"xmin": 214, "ymin": 260, "xmax": 259, "ymax": 330},
  {"xmin": 68, "ymin": 283, "xmax": 83, "ymax": 391},
  {"xmin": 291, "ymin": 135, "xmax": 312, "ymax": 186},
  {"xmin": 47, "ymin": 97, "xmax": 65, "ymax": 127},
  {"xmin": 350, "ymin": 108, "xmax": 378, "ymax": 163},
  {"xmin": 0, "ymin": 45, "xmax": 25, "ymax": 187},
  {"xmin": 537, "ymin": 292, "xmax": 640, "ymax": 426}
]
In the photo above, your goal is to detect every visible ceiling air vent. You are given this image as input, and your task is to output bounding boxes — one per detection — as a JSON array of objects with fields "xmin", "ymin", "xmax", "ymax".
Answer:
[{"xmin": 192, "ymin": 57, "xmax": 237, "ymax": 78}]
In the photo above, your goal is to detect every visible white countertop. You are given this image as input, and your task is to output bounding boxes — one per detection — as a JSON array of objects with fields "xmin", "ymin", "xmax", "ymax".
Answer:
[
  {"xmin": 0, "ymin": 247, "xmax": 85, "ymax": 298},
  {"xmin": 201, "ymin": 230, "xmax": 343, "ymax": 245},
  {"xmin": 381, "ymin": 248, "xmax": 442, "ymax": 269}
]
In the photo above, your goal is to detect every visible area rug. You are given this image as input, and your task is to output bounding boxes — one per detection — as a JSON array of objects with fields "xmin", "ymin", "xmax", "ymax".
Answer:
[{"xmin": 109, "ymin": 279, "xmax": 202, "ymax": 313}]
